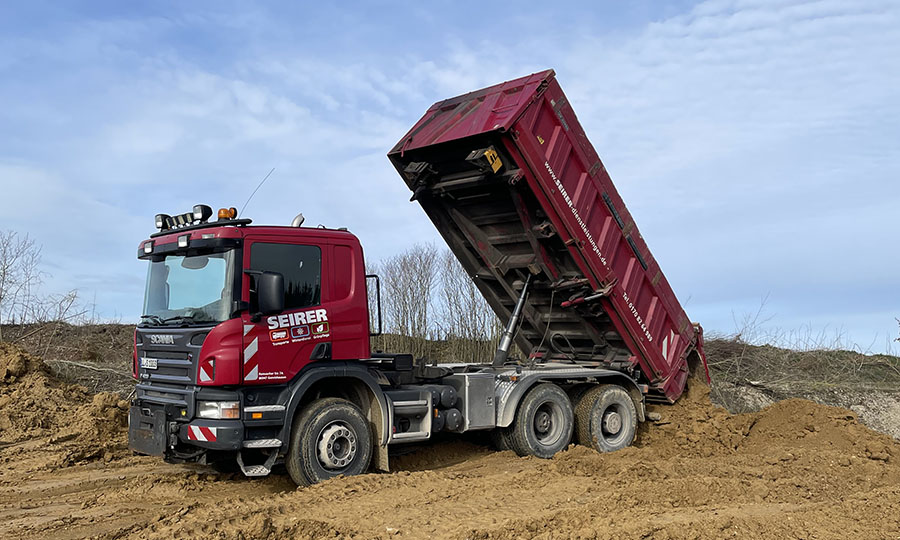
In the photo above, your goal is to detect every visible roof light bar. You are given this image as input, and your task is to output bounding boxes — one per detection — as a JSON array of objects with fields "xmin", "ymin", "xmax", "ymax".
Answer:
[{"xmin": 154, "ymin": 203, "xmax": 219, "ymax": 231}]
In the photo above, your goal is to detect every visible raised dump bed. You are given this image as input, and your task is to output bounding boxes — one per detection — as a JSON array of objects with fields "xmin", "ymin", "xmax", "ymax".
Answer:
[{"xmin": 389, "ymin": 70, "xmax": 707, "ymax": 402}]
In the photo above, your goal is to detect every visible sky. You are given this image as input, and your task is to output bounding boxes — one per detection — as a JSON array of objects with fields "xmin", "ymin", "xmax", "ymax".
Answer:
[{"xmin": 0, "ymin": 0, "xmax": 897, "ymax": 352}]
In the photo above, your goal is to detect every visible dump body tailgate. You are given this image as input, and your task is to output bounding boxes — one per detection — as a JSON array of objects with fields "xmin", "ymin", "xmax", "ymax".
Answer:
[{"xmin": 389, "ymin": 70, "xmax": 706, "ymax": 401}]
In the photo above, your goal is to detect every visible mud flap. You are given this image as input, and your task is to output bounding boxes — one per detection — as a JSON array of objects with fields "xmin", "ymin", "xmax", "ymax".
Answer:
[{"xmin": 128, "ymin": 406, "xmax": 167, "ymax": 456}]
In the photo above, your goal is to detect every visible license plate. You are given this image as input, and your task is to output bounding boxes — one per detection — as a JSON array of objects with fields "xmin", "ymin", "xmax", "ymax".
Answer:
[{"xmin": 140, "ymin": 357, "xmax": 158, "ymax": 370}]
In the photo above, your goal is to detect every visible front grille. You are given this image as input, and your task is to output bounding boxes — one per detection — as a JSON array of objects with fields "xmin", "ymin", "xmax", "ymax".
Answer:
[
  {"xmin": 134, "ymin": 328, "xmax": 210, "ymax": 419},
  {"xmin": 139, "ymin": 349, "xmax": 194, "ymax": 385},
  {"xmin": 143, "ymin": 356, "xmax": 192, "ymax": 385},
  {"xmin": 136, "ymin": 348, "xmax": 194, "ymax": 415}
]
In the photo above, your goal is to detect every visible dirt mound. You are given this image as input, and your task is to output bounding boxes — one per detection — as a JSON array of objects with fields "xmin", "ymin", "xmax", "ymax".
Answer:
[
  {"xmin": 0, "ymin": 342, "xmax": 45, "ymax": 382},
  {"xmin": 637, "ymin": 382, "xmax": 895, "ymax": 460},
  {"xmin": 0, "ymin": 342, "xmax": 128, "ymax": 467},
  {"xmin": 704, "ymin": 337, "xmax": 900, "ymax": 441}
]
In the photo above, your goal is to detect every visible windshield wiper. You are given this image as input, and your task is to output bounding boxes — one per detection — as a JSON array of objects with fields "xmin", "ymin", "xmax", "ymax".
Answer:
[
  {"xmin": 161, "ymin": 315, "xmax": 195, "ymax": 326},
  {"xmin": 140, "ymin": 314, "xmax": 212, "ymax": 326},
  {"xmin": 140, "ymin": 314, "xmax": 164, "ymax": 326}
]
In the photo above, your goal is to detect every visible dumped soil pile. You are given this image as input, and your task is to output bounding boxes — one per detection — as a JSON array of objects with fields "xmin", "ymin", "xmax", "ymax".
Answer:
[
  {"xmin": 640, "ymin": 382, "xmax": 896, "ymax": 461},
  {"xmin": 0, "ymin": 342, "xmax": 129, "ymax": 468},
  {"xmin": 704, "ymin": 338, "xmax": 900, "ymax": 440},
  {"xmin": 2, "ymin": 359, "xmax": 899, "ymax": 540}
]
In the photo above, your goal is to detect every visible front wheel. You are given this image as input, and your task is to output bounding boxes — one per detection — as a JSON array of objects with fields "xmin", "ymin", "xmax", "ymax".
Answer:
[
  {"xmin": 575, "ymin": 384, "xmax": 637, "ymax": 453},
  {"xmin": 508, "ymin": 383, "xmax": 574, "ymax": 458},
  {"xmin": 286, "ymin": 398, "xmax": 373, "ymax": 487}
]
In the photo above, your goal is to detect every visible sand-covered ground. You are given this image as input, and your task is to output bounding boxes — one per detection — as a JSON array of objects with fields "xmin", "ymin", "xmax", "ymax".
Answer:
[{"xmin": 1, "ymin": 342, "xmax": 898, "ymax": 539}]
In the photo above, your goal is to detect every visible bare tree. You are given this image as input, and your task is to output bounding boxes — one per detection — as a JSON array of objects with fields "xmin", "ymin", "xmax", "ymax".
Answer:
[
  {"xmin": 0, "ymin": 230, "xmax": 44, "ymax": 339},
  {"xmin": 0, "ymin": 230, "xmax": 87, "ymax": 345},
  {"xmin": 367, "ymin": 246, "xmax": 505, "ymax": 363},
  {"xmin": 437, "ymin": 250, "xmax": 501, "ymax": 362},
  {"xmin": 376, "ymin": 244, "xmax": 439, "ymax": 359}
]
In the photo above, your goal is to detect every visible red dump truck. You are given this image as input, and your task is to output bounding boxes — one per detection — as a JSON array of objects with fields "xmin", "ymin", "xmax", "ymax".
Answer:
[{"xmin": 128, "ymin": 69, "xmax": 707, "ymax": 486}]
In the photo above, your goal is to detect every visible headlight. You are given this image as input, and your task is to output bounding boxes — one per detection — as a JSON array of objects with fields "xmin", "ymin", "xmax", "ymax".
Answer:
[{"xmin": 197, "ymin": 401, "xmax": 240, "ymax": 419}]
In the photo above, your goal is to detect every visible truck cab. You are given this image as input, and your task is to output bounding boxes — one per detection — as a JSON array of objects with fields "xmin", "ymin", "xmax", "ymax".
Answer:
[
  {"xmin": 131, "ymin": 207, "xmax": 388, "ymax": 480},
  {"xmin": 137, "ymin": 211, "xmax": 370, "ymax": 385}
]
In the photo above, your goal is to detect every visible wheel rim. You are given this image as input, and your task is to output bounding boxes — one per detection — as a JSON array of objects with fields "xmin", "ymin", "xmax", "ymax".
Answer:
[
  {"xmin": 316, "ymin": 421, "xmax": 358, "ymax": 470},
  {"xmin": 599, "ymin": 403, "xmax": 628, "ymax": 446},
  {"xmin": 603, "ymin": 410, "xmax": 622, "ymax": 434},
  {"xmin": 532, "ymin": 401, "xmax": 565, "ymax": 447}
]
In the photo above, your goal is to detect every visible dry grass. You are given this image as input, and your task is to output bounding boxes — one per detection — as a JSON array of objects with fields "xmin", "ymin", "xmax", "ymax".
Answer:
[
  {"xmin": 705, "ymin": 336, "xmax": 900, "ymax": 413},
  {"xmin": 0, "ymin": 322, "xmax": 133, "ymax": 395}
]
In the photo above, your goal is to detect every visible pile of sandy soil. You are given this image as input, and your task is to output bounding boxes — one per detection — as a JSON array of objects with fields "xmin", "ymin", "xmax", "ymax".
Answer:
[
  {"xmin": 1, "ymin": 343, "xmax": 899, "ymax": 539},
  {"xmin": 0, "ymin": 342, "xmax": 129, "ymax": 468}
]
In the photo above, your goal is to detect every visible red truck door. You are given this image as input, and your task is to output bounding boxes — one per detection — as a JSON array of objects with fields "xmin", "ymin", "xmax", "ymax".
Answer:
[
  {"xmin": 241, "ymin": 238, "xmax": 330, "ymax": 384},
  {"xmin": 239, "ymin": 233, "xmax": 371, "ymax": 384}
]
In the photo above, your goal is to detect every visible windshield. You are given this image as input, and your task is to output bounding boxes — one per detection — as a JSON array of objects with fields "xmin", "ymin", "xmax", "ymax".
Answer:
[{"xmin": 142, "ymin": 250, "xmax": 236, "ymax": 325}]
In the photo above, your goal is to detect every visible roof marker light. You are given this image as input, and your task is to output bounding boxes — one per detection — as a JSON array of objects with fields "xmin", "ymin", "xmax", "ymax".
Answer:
[
  {"xmin": 178, "ymin": 235, "xmax": 189, "ymax": 248},
  {"xmin": 217, "ymin": 207, "xmax": 237, "ymax": 220},
  {"xmin": 143, "ymin": 241, "xmax": 153, "ymax": 254}
]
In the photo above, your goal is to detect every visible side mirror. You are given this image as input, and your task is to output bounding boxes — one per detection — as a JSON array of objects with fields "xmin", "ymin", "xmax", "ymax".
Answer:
[{"xmin": 256, "ymin": 271, "xmax": 284, "ymax": 317}]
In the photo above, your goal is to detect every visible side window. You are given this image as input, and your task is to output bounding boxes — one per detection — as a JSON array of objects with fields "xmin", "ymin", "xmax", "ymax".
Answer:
[{"xmin": 250, "ymin": 243, "xmax": 322, "ymax": 310}]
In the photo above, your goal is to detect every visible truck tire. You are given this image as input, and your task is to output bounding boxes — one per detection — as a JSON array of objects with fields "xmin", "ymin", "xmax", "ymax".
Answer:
[
  {"xmin": 575, "ymin": 384, "xmax": 636, "ymax": 453},
  {"xmin": 508, "ymin": 383, "xmax": 574, "ymax": 458},
  {"xmin": 286, "ymin": 397, "xmax": 373, "ymax": 487}
]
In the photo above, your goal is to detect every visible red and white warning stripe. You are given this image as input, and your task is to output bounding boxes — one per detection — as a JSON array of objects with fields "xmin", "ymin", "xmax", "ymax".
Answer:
[
  {"xmin": 198, "ymin": 357, "xmax": 215, "ymax": 382},
  {"xmin": 661, "ymin": 329, "xmax": 677, "ymax": 363},
  {"xmin": 243, "ymin": 324, "xmax": 259, "ymax": 381},
  {"xmin": 187, "ymin": 425, "xmax": 218, "ymax": 442}
]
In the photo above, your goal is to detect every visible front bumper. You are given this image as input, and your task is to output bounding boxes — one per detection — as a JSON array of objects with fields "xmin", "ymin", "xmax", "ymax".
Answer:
[
  {"xmin": 179, "ymin": 419, "xmax": 242, "ymax": 450},
  {"xmin": 128, "ymin": 405, "xmax": 243, "ymax": 456}
]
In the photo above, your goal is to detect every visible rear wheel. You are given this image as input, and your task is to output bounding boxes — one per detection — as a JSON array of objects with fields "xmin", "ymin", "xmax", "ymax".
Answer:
[
  {"xmin": 575, "ymin": 384, "xmax": 637, "ymax": 453},
  {"xmin": 508, "ymin": 383, "xmax": 574, "ymax": 458},
  {"xmin": 286, "ymin": 398, "xmax": 373, "ymax": 487}
]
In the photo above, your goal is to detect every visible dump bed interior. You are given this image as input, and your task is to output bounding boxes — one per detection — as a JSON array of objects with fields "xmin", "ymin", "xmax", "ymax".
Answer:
[{"xmin": 389, "ymin": 70, "xmax": 705, "ymax": 401}]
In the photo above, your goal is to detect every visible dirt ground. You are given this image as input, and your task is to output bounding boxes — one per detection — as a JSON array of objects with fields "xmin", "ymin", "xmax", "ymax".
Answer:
[{"xmin": 2, "ymin": 343, "xmax": 900, "ymax": 539}]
